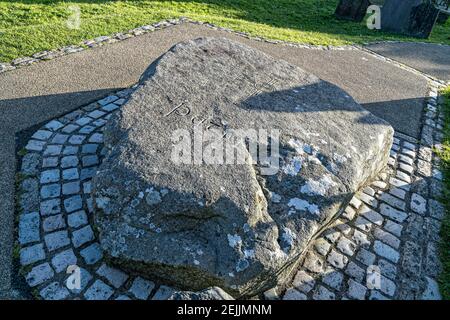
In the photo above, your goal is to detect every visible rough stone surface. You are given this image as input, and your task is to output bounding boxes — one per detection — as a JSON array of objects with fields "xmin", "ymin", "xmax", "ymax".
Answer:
[{"xmin": 93, "ymin": 37, "xmax": 393, "ymax": 296}]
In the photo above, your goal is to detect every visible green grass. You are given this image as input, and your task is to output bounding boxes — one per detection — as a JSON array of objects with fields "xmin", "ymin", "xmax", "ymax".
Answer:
[
  {"xmin": 0, "ymin": 0, "xmax": 449, "ymax": 62},
  {"xmin": 438, "ymin": 86, "xmax": 450, "ymax": 300}
]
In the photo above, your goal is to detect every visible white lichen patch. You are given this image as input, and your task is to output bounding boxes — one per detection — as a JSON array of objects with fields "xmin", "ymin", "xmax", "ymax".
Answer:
[
  {"xmin": 332, "ymin": 153, "xmax": 348, "ymax": 164},
  {"xmin": 281, "ymin": 227, "xmax": 297, "ymax": 252},
  {"xmin": 282, "ymin": 155, "xmax": 303, "ymax": 176},
  {"xmin": 95, "ymin": 196, "xmax": 110, "ymax": 209},
  {"xmin": 300, "ymin": 174, "xmax": 337, "ymax": 196},
  {"xmin": 145, "ymin": 187, "xmax": 162, "ymax": 206},
  {"xmin": 227, "ymin": 234, "xmax": 242, "ymax": 248},
  {"xmin": 244, "ymin": 249, "xmax": 255, "ymax": 259},
  {"xmin": 269, "ymin": 191, "xmax": 282, "ymax": 203},
  {"xmin": 288, "ymin": 198, "xmax": 320, "ymax": 215}
]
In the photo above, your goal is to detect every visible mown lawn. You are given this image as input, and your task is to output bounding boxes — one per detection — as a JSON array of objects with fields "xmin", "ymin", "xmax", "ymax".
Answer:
[
  {"xmin": 438, "ymin": 86, "xmax": 450, "ymax": 300},
  {"xmin": 0, "ymin": 0, "xmax": 449, "ymax": 62}
]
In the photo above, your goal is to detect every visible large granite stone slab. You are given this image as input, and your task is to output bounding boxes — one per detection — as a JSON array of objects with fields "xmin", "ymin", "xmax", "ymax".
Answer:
[
  {"xmin": 93, "ymin": 37, "xmax": 393, "ymax": 297},
  {"xmin": 381, "ymin": 0, "xmax": 440, "ymax": 38}
]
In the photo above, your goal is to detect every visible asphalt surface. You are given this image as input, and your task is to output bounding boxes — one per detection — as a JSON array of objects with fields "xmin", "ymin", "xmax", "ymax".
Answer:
[
  {"xmin": 0, "ymin": 22, "xmax": 439, "ymax": 297},
  {"xmin": 366, "ymin": 42, "xmax": 450, "ymax": 81}
]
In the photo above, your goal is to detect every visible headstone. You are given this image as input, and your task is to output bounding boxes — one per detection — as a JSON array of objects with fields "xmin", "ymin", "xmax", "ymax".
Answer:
[
  {"xmin": 92, "ymin": 37, "xmax": 393, "ymax": 297},
  {"xmin": 381, "ymin": 0, "xmax": 440, "ymax": 38},
  {"xmin": 335, "ymin": 0, "xmax": 372, "ymax": 21}
]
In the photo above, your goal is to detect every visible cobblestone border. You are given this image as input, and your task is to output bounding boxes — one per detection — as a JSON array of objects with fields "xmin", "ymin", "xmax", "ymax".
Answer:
[
  {"xmin": 5, "ymin": 17, "xmax": 448, "ymax": 86},
  {"xmin": 268, "ymin": 80, "xmax": 446, "ymax": 300},
  {"xmin": 14, "ymin": 74, "xmax": 446, "ymax": 299}
]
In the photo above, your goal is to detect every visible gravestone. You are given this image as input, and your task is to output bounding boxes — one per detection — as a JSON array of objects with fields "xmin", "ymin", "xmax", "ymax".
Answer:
[
  {"xmin": 92, "ymin": 37, "xmax": 393, "ymax": 297},
  {"xmin": 335, "ymin": 0, "xmax": 384, "ymax": 21},
  {"xmin": 381, "ymin": 0, "xmax": 440, "ymax": 38}
]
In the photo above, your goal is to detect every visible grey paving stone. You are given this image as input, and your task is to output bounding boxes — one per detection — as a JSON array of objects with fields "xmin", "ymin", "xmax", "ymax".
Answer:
[
  {"xmin": 360, "ymin": 205, "xmax": 384, "ymax": 226},
  {"xmin": 389, "ymin": 177, "xmax": 410, "ymax": 191},
  {"xmin": 336, "ymin": 237, "xmax": 357, "ymax": 256},
  {"xmin": 322, "ymin": 268, "xmax": 344, "ymax": 290},
  {"xmin": 314, "ymin": 238, "xmax": 331, "ymax": 256},
  {"xmin": 96, "ymin": 264, "xmax": 129, "ymax": 289},
  {"xmin": 92, "ymin": 119, "xmax": 107, "ymax": 127},
  {"xmin": 45, "ymin": 120, "xmax": 64, "ymax": 131},
  {"xmin": 283, "ymin": 288, "xmax": 307, "ymax": 300},
  {"xmin": 40, "ymin": 198, "xmax": 61, "ymax": 216},
  {"xmin": 84, "ymin": 280, "xmax": 114, "ymax": 300},
  {"xmin": 72, "ymin": 225, "xmax": 94, "ymax": 248},
  {"xmin": 82, "ymin": 155, "xmax": 99, "ymax": 167},
  {"xmin": 62, "ymin": 181, "xmax": 80, "ymax": 195},
  {"xmin": 68, "ymin": 135, "xmax": 86, "ymax": 145},
  {"xmin": 358, "ymin": 193, "xmax": 378, "ymax": 208},
  {"xmin": 42, "ymin": 157, "xmax": 58, "ymax": 168},
  {"xmin": 80, "ymin": 243, "xmax": 103, "ymax": 265},
  {"xmin": 89, "ymin": 133, "xmax": 104, "ymax": 143},
  {"xmin": 40, "ymin": 282, "xmax": 70, "ymax": 300},
  {"xmin": 81, "ymin": 144, "xmax": 99, "ymax": 154},
  {"xmin": 75, "ymin": 117, "xmax": 93, "ymax": 126},
  {"xmin": 64, "ymin": 195, "xmax": 83, "ymax": 213},
  {"xmin": 347, "ymin": 279, "xmax": 367, "ymax": 300},
  {"xmin": 383, "ymin": 219, "xmax": 403, "ymax": 237},
  {"xmin": 421, "ymin": 277, "xmax": 441, "ymax": 300},
  {"xmin": 98, "ymin": 95, "xmax": 118, "ymax": 106},
  {"xmin": 20, "ymin": 243, "xmax": 45, "ymax": 265},
  {"xmin": 327, "ymin": 250, "xmax": 348, "ymax": 269},
  {"xmin": 88, "ymin": 110, "xmax": 106, "ymax": 119},
  {"xmin": 368, "ymin": 290, "xmax": 390, "ymax": 300},
  {"xmin": 83, "ymin": 182, "xmax": 92, "ymax": 194},
  {"xmin": 115, "ymin": 295, "xmax": 132, "ymax": 300},
  {"xmin": 354, "ymin": 216, "xmax": 372, "ymax": 233},
  {"xmin": 374, "ymin": 240, "xmax": 399, "ymax": 263},
  {"xmin": 379, "ymin": 204, "xmax": 408, "ymax": 223},
  {"xmin": 323, "ymin": 228, "xmax": 341, "ymax": 243},
  {"xmin": 129, "ymin": 277, "xmax": 155, "ymax": 300},
  {"xmin": 44, "ymin": 230, "xmax": 70, "ymax": 252},
  {"xmin": 32, "ymin": 130, "xmax": 53, "ymax": 141},
  {"xmin": 79, "ymin": 125, "xmax": 96, "ymax": 134},
  {"xmin": 292, "ymin": 270, "xmax": 315, "ymax": 293},
  {"xmin": 429, "ymin": 199, "xmax": 445, "ymax": 220},
  {"xmin": 312, "ymin": 285, "xmax": 335, "ymax": 300},
  {"xmin": 379, "ymin": 275, "xmax": 396, "ymax": 297},
  {"xmin": 67, "ymin": 210, "xmax": 88, "ymax": 228},
  {"xmin": 374, "ymin": 228, "xmax": 400, "ymax": 249},
  {"xmin": 352, "ymin": 229, "xmax": 370, "ymax": 247},
  {"xmin": 21, "ymin": 152, "xmax": 41, "ymax": 175},
  {"xmin": 63, "ymin": 146, "xmax": 79, "ymax": 155},
  {"xmin": 44, "ymin": 145, "xmax": 63, "ymax": 156},
  {"xmin": 411, "ymin": 193, "xmax": 427, "ymax": 215},
  {"xmin": 356, "ymin": 248, "xmax": 376, "ymax": 266},
  {"xmin": 395, "ymin": 170, "xmax": 412, "ymax": 183},
  {"xmin": 19, "ymin": 212, "xmax": 40, "ymax": 245},
  {"xmin": 26, "ymin": 263, "xmax": 55, "ymax": 287},
  {"xmin": 378, "ymin": 259, "xmax": 397, "ymax": 280},
  {"xmin": 61, "ymin": 124, "xmax": 79, "ymax": 134},
  {"xmin": 388, "ymin": 187, "xmax": 406, "ymax": 200},
  {"xmin": 43, "ymin": 214, "xmax": 66, "ymax": 232},
  {"xmin": 61, "ymin": 156, "xmax": 79, "ymax": 168},
  {"xmin": 345, "ymin": 261, "xmax": 365, "ymax": 282},
  {"xmin": 40, "ymin": 183, "xmax": 60, "ymax": 199},
  {"xmin": 342, "ymin": 206, "xmax": 356, "ymax": 220},
  {"xmin": 26, "ymin": 141, "xmax": 46, "ymax": 152},
  {"xmin": 380, "ymin": 192, "xmax": 406, "ymax": 211},
  {"xmin": 40, "ymin": 169, "xmax": 60, "ymax": 184},
  {"xmin": 303, "ymin": 251, "xmax": 324, "ymax": 273},
  {"xmin": 51, "ymin": 249, "xmax": 78, "ymax": 273},
  {"xmin": 80, "ymin": 167, "xmax": 97, "ymax": 180},
  {"xmin": 102, "ymin": 103, "xmax": 119, "ymax": 112},
  {"xmin": 62, "ymin": 168, "xmax": 79, "ymax": 181},
  {"xmin": 51, "ymin": 134, "xmax": 69, "ymax": 144}
]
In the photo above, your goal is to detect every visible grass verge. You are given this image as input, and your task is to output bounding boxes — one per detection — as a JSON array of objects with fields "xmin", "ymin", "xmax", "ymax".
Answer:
[{"xmin": 0, "ymin": 0, "xmax": 449, "ymax": 62}]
